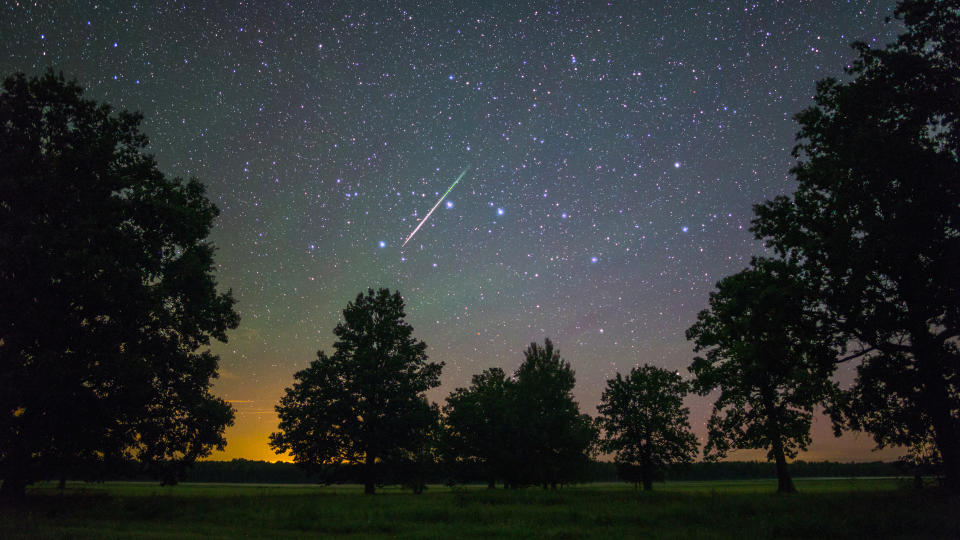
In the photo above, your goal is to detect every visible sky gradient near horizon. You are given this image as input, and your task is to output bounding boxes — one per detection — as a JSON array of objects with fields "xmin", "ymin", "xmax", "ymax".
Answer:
[{"xmin": 1, "ymin": 1, "xmax": 905, "ymax": 462}]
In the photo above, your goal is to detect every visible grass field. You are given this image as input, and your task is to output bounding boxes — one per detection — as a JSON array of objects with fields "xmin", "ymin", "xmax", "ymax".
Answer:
[{"xmin": 1, "ymin": 478, "xmax": 958, "ymax": 538}]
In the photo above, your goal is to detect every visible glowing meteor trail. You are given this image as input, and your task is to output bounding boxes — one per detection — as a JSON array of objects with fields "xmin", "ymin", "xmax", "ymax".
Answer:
[{"xmin": 402, "ymin": 165, "xmax": 471, "ymax": 247}]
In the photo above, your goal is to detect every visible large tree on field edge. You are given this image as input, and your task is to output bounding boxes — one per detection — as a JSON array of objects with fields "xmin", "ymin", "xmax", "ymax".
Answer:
[
  {"xmin": 687, "ymin": 258, "xmax": 839, "ymax": 494},
  {"xmin": 751, "ymin": 0, "xmax": 960, "ymax": 493},
  {"xmin": 0, "ymin": 71, "xmax": 239, "ymax": 499},
  {"xmin": 597, "ymin": 365, "xmax": 698, "ymax": 491},
  {"xmin": 270, "ymin": 288, "xmax": 443, "ymax": 495}
]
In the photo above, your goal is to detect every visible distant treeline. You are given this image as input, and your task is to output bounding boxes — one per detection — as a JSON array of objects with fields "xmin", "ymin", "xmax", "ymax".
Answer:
[
  {"xmin": 95, "ymin": 459, "xmax": 901, "ymax": 485},
  {"xmin": 666, "ymin": 461, "xmax": 902, "ymax": 481}
]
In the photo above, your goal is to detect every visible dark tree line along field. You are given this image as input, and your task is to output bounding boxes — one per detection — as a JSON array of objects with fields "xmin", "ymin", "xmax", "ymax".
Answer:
[{"xmin": 97, "ymin": 458, "xmax": 901, "ymax": 485}]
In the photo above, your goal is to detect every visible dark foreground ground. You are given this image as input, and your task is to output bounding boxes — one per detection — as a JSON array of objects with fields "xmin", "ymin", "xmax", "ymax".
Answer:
[{"xmin": 1, "ymin": 478, "xmax": 957, "ymax": 538}]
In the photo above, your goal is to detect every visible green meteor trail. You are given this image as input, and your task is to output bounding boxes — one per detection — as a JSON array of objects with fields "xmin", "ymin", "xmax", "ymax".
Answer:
[{"xmin": 402, "ymin": 165, "xmax": 471, "ymax": 247}]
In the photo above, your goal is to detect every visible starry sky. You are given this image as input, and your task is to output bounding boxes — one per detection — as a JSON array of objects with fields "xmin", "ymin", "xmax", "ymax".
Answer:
[{"xmin": 2, "ymin": 1, "xmax": 906, "ymax": 462}]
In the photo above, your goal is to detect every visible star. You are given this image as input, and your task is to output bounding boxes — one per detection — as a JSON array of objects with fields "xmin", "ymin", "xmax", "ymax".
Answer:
[{"xmin": 0, "ymin": 0, "xmax": 905, "ymax": 462}]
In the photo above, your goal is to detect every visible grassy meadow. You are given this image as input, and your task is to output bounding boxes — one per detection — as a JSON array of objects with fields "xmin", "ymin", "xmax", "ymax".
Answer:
[{"xmin": 1, "ymin": 478, "xmax": 958, "ymax": 538}]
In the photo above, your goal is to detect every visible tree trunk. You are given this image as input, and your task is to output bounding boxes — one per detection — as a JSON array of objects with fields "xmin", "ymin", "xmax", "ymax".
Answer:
[
  {"xmin": 641, "ymin": 472, "xmax": 653, "ymax": 491},
  {"xmin": 487, "ymin": 478, "xmax": 496, "ymax": 489},
  {"xmin": 772, "ymin": 442, "xmax": 796, "ymax": 494},
  {"xmin": 761, "ymin": 383, "xmax": 796, "ymax": 494},
  {"xmin": 911, "ymin": 326, "xmax": 960, "ymax": 495},
  {"xmin": 927, "ymin": 392, "xmax": 960, "ymax": 494},
  {"xmin": 923, "ymin": 370, "xmax": 960, "ymax": 494},
  {"xmin": 641, "ymin": 450, "xmax": 653, "ymax": 491},
  {"xmin": 363, "ymin": 451, "xmax": 376, "ymax": 495}
]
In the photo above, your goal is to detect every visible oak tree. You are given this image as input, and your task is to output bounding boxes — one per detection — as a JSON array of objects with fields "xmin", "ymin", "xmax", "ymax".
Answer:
[
  {"xmin": 686, "ymin": 258, "xmax": 838, "ymax": 493},
  {"xmin": 597, "ymin": 365, "xmax": 698, "ymax": 490},
  {"xmin": 0, "ymin": 72, "xmax": 238, "ymax": 498},
  {"xmin": 751, "ymin": 0, "xmax": 960, "ymax": 492}
]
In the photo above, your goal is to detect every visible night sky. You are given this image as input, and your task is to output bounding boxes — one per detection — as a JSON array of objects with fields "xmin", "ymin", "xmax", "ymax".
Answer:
[{"xmin": 2, "ymin": 1, "xmax": 905, "ymax": 462}]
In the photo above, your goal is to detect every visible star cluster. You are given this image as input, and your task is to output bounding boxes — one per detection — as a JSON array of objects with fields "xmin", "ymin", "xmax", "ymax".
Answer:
[{"xmin": 1, "ymin": 1, "xmax": 903, "ymax": 461}]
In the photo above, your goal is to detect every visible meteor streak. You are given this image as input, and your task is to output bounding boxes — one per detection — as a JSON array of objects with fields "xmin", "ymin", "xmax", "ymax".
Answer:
[{"xmin": 402, "ymin": 165, "xmax": 471, "ymax": 247}]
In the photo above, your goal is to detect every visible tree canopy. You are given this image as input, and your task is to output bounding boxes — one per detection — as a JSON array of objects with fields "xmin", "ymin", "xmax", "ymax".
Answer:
[
  {"xmin": 270, "ymin": 288, "xmax": 442, "ymax": 494},
  {"xmin": 686, "ymin": 258, "xmax": 838, "ymax": 493},
  {"xmin": 506, "ymin": 339, "xmax": 596, "ymax": 488},
  {"xmin": 442, "ymin": 367, "xmax": 515, "ymax": 488},
  {"xmin": 597, "ymin": 365, "xmax": 698, "ymax": 490},
  {"xmin": 0, "ymin": 71, "xmax": 239, "ymax": 498},
  {"xmin": 751, "ymin": 0, "xmax": 960, "ymax": 492},
  {"xmin": 442, "ymin": 338, "xmax": 595, "ymax": 489}
]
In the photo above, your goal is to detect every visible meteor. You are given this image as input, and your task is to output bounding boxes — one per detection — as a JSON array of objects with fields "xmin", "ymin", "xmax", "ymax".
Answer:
[{"xmin": 402, "ymin": 165, "xmax": 471, "ymax": 247}]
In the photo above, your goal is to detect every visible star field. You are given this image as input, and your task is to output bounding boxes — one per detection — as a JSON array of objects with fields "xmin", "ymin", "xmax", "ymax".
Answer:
[{"xmin": 1, "ymin": 1, "xmax": 904, "ymax": 461}]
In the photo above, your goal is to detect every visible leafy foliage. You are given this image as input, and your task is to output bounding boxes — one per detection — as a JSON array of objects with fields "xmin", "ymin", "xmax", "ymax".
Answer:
[
  {"xmin": 442, "ymin": 367, "xmax": 515, "ymax": 487},
  {"xmin": 686, "ymin": 258, "xmax": 838, "ymax": 493},
  {"xmin": 442, "ymin": 338, "xmax": 596, "ymax": 488},
  {"xmin": 750, "ymin": 0, "xmax": 960, "ymax": 491},
  {"xmin": 511, "ymin": 338, "xmax": 597, "ymax": 488},
  {"xmin": 270, "ymin": 288, "xmax": 442, "ymax": 494},
  {"xmin": 597, "ymin": 365, "xmax": 698, "ymax": 490},
  {"xmin": 0, "ymin": 71, "xmax": 238, "ymax": 497}
]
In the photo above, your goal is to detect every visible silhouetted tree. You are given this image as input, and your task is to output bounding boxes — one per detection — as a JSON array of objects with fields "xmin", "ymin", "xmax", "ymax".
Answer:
[
  {"xmin": 511, "ymin": 338, "xmax": 596, "ymax": 488},
  {"xmin": 751, "ymin": 0, "xmax": 960, "ymax": 492},
  {"xmin": 686, "ymin": 258, "xmax": 838, "ymax": 493},
  {"xmin": 269, "ymin": 288, "xmax": 442, "ymax": 495},
  {"xmin": 597, "ymin": 365, "xmax": 698, "ymax": 490},
  {"xmin": 895, "ymin": 426, "xmax": 944, "ymax": 489},
  {"xmin": 443, "ymin": 367, "xmax": 515, "ymax": 488},
  {"xmin": 831, "ymin": 349, "xmax": 944, "ymax": 485},
  {"xmin": 0, "ymin": 72, "xmax": 238, "ymax": 499}
]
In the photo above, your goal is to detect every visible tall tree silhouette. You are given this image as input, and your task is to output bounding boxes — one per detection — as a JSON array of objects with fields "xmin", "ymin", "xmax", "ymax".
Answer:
[
  {"xmin": 511, "ymin": 338, "xmax": 596, "ymax": 488},
  {"xmin": 0, "ymin": 72, "xmax": 239, "ymax": 499},
  {"xmin": 270, "ymin": 288, "xmax": 442, "ymax": 495},
  {"xmin": 686, "ymin": 258, "xmax": 838, "ymax": 493},
  {"xmin": 597, "ymin": 365, "xmax": 698, "ymax": 491},
  {"xmin": 751, "ymin": 0, "xmax": 960, "ymax": 492}
]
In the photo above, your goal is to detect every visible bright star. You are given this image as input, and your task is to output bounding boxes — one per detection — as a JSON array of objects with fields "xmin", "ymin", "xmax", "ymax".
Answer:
[
  {"xmin": 591, "ymin": 256, "xmax": 598, "ymax": 263},
  {"xmin": 379, "ymin": 241, "xmax": 386, "ymax": 248},
  {"xmin": 445, "ymin": 200, "xmax": 454, "ymax": 209},
  {"xmin": 497, "ymin": 208, "xmax": 504, "ymax": 216}
]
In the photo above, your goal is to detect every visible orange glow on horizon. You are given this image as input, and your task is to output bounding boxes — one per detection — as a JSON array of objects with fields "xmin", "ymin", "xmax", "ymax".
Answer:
[
  {"xmin": 208, "ymin": 410, "xmax": 293, "ymax": 463},
  {"xmin": 207, "ymin": 409, "xmax": 904, "ymax": 464}
]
